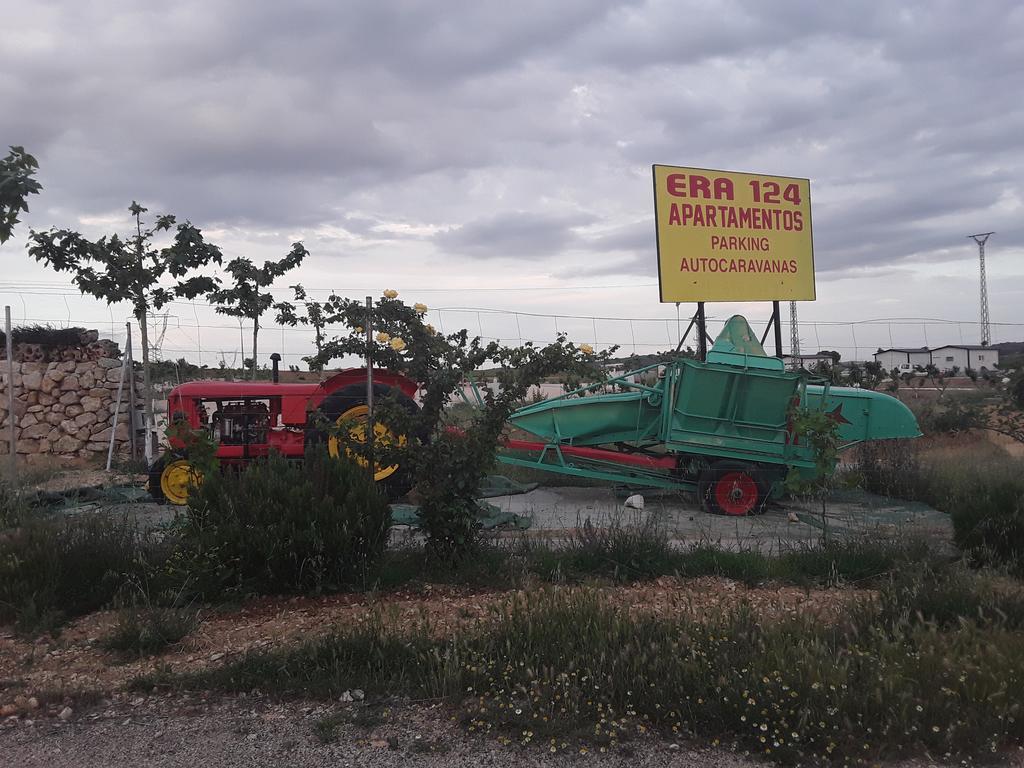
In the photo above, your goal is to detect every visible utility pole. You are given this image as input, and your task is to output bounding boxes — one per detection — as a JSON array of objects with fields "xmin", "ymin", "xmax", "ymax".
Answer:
[
  {"xmin": 967, "ymin": 232, "xmax": 994, "ymax": 346},
  {"xmin": 789, "ymin": 300, "xmax": 800, "ymax": 369}
]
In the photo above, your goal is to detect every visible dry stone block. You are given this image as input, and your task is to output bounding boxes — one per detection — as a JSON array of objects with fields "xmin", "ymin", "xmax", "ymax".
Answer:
[
  {"xmin": 54, "ymin": 435, "xmax": 84, "ymax": 453},
  {"xmin": 106, "ymin": 368, "xmax": 123, "ymax": 383},
  {"xmin": 26, "ymin": 405, "xmax": 44, "ymax": 413},
  {"xmin": 81, "ymin": 396, "xmax": 103, "ymax": 413},
  {"xmin": 38, "ymin": 393, "xmax": 56, "ymax": 406},
  {"xmin": 61, "ymin": 361, "xmax": 76, "ymax": 372},
  {"xmin": 88, "ymin": 388, "xmax": 108, "ymax": 399},
  {"xmin": 45, "ymin": 412, "xmax": 63, "ymax": 426},
  {"xmin": 91, "ymin": 423, "xmax": 129, "ymax": 442},
  {"xmin": 86, "ymin": 441, "xmax": 108, "ymax": 452},
  {"xmin": 20, "ymin": 412, "xmax": 38, "ymax": 428},
  {"xmin": 76, "ymin": 427, "xmax": 92, "ymax": 441},
  {"xmin": 59, "ymin": 419, "xmax": 77, "ymax": 434},
  {"xmin": 64, "ymin": 404, "xmax": 84, "ymax": 417},
  {"xmin": 59, "ymin": 375, "xmax": 80, "ymax": 391},
  {"xmin": 26, "ymin": 391, "xmax": 39, "ymax": 406},
  {"xmin": 21, "ymin": 423, "xmax": 51, "ymax": 439},
  {"xmin": 74, "ymin": 412, "xmax": 98, "ymax": 428},
  {"xmin": 16, "ymin": 439, "xmax": 40, "ymax": 453},
  {"xmin": 79, "ymin": 372, "xmax": 96, "ymax": 389},
  {"xmin": 98, "ymin": 357, "xmax": 121, "ymax": 369},
  {"xmin": 59, "ymin": 392, "xmax": 78, "ymax": 405}
]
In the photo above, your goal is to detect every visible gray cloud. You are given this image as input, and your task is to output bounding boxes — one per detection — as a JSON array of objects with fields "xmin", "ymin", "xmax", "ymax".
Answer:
[{"xmin": 3, "ymin": 0, "xmax": 1022, "ymax": 302}]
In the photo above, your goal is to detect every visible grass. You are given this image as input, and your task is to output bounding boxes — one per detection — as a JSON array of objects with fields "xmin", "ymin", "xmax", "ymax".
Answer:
[
  {"xmin": 144, "ymin": 576, "xmax": 1024, "ymax": 764},
  {"xmin": 101, "ymin": 606, "xmax": 198, "ymax": 655},
  {"xmin": 855, "ymin": 441, "xmax": 1024, "ymax": 572},
  {"xmin": 0, "ymin": 514, "xmax": 146, "ymax": 633}
]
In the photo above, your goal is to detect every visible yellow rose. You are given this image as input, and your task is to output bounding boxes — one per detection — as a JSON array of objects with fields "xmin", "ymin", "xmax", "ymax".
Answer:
[
  {"xmin": 425, "ymin": 324, "xmax": 436, "ymax": 335},
  {"xmin": 390, "ymin": 337, "xmax": 406, "ymax": 351},
  {"xmin": 383, "ymin": 289, "xmax": 399, "ymax": 299},
  {"xmin": 414, "ymin": 302, "xmax": 428, "ymax": 314},
  {"xmin": 355, "ymin": 326, "xmax": 364, "ymax": 334},
  {"xmin": 580, "ymin": 343, "xmax": 594, "ymax": 355},
  {"xmin": 375, "ymin": 331, "xmax": 391, "ymax": 343}
]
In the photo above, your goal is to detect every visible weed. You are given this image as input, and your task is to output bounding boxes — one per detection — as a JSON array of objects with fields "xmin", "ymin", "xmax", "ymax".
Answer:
[
  {"xmin": 177, "ymin": 585, "xmax": 1024, "ymax": 763},
  {"xmin": 101, "ymin": 606, "xmax": 197, "ymax": 655},
  {"xmin": 0, "ymin": 514, "xmax": 144, "ymax": 631}
]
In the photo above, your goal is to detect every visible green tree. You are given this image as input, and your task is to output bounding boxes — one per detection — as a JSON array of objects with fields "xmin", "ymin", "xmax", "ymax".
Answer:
[
  {"xmin": 208, "ymin": 245, "xmax": 308, "ymax": 379},
  {"xmin": 0, "ymin": 146, "xmax": 42, "ymax": 244},
  {"xmin": 313, "ymin": 292, "xmax": 611, "ymax": 560},
  {"xmin": 274, "ymin": 284, "xmax": 331, "ymax": 371},
  {"xmin": 28, "ymin": 202, "xmax": 222, "ymax": 456}
]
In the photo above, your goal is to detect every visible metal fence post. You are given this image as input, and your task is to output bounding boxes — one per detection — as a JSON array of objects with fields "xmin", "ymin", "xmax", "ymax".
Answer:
[
  {"xmin": 365, "ymin": 296, "xmax": 375, "ymax": 480},
  {"xmin": 5, "ymin": 306, "xmax": 15, "ymax": 482}
]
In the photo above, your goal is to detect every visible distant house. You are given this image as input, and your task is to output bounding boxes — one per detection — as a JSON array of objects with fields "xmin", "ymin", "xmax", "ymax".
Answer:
[
  {"xmin": 781, "ymin": 353, "xmax": 835, "ymax": 372},
  {"xmin": 873, "ymin": 348, "xmax": 932, "ymax": 373},
  {"xmin": 929, "ymin": 345, "xmax": 999, "ymax": 372}
]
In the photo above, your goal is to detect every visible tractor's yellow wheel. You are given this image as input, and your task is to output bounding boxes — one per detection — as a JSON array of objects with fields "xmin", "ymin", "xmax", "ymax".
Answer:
[
  {"xmin": 160, "ymin": 459, "xmax": 202, "ymax": 506},
  {"xmin": 328, "ymin": 404, "xmax": 406, "ymax": 482}
]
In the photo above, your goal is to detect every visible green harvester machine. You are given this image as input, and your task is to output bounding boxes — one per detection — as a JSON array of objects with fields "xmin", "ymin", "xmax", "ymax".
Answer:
[{"xmin": 498, "ymin": 315, "xmax": 920, "ymax": 516}]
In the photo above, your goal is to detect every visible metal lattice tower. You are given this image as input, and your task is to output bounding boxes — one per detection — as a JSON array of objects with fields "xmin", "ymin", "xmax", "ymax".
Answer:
[
  {"xmin": 968, "ymin": 232, "xmax": 994, "ymax": 346},
  {"xmin": 789, "ymin": 300, "xmax": 800, "ymax": 368}
]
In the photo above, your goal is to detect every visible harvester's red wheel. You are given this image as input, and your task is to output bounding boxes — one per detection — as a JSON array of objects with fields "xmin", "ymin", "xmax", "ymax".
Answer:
[{"xmin": 698, "ymin": 462, "xmax": 768, "ymax": 516}]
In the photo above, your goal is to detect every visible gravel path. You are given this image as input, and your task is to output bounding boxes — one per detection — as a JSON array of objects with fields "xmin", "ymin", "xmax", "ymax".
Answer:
[{"xmin": 1, "ymin": 692, "xmax": 757, "ymax": 768}]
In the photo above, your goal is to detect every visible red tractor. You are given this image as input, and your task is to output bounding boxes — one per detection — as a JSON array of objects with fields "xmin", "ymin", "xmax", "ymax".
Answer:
[{"xmin": 149, "ymin": 364, "xmax": 419, "ymax": 505}]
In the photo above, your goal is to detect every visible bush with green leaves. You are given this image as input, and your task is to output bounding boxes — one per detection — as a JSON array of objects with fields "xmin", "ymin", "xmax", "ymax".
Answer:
[
  {"xmin": 0, "ymin": 514, "xmax": 142, "ymax": 631},
  {"xmin": 174, "ymin": 450, "xmax": 391, "ymax": 598}
]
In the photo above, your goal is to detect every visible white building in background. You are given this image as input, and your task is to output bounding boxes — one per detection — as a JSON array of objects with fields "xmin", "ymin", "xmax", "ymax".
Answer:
[
  {"xmin": 873, "ymin": 348, "xmax": 933, "ymax": 373},
  {"xmin": 872, "ymin": 345, "xmax": 1000, "ymax": 374},
  {"xmin": 929, "ymin": 345, "xmax": 999, "ymax": 372}
]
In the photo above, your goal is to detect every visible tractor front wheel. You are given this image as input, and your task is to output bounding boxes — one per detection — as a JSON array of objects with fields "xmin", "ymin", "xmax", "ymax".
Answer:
[
  {"xmin": 148, "ymin": 454, "xmax": 203, "ymax": 506},
  {"xmin": 698, "ymin": 462, "xmax": 768, "ymax": 516}
]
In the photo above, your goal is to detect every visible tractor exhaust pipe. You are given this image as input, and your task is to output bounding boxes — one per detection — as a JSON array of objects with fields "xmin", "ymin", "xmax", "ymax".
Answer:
[{"xmin": 270, "ymin": 353, "xmax": 281, "ymax": 383}]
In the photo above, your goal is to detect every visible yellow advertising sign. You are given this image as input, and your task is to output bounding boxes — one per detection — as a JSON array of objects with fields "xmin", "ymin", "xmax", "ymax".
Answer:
[{"xmin": 653, "ymin": 165, "xmax": 815, "ymax": 302}]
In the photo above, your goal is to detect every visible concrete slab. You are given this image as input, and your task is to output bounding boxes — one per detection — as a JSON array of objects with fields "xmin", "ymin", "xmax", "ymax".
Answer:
[{"xmin": 484, "ymin": 485, "xmax": 953, "ymax": 552}]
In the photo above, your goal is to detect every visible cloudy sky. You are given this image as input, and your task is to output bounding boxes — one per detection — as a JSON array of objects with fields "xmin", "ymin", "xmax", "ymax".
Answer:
[{"xmin": 1, "ymin": 0, "xmax": 1022, "ymax": 366}]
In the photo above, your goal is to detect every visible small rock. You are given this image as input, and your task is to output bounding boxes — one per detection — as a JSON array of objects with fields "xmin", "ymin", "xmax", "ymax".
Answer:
[
  {"xmin": 624, "ymin": 494, "xmax": 645, "ymax": 510},
  {"xmin": 787, "ymin": 511, "xmax": 800, "ymax": 523},
  {"xmin": 352, "ymin": 689, "xmax": 365, "ymax": 701},
  {"xmin": 339, "ymin": 691, "xmax": 353, "ymax": 703},
  {"xmin": 58, "ymin": 707, "xmax": 73, "ymax": 721},
  {"xmin": 122, "ymin": 718, "xmax": 131, "ymax": 725},
  {"xmin": 210, "ymin": 652, "xmax": 225, "ymax": 661},
  {"xmin": 247, "ymin": 733, "xmax": 257, "ymax": 741},
  {"xmin": 669, "ymin": 743, "xmax": 680, "ymax": 750},
  {"xmin": 27, "ymin": 697, "xmax": 38, "ymax": 710}
]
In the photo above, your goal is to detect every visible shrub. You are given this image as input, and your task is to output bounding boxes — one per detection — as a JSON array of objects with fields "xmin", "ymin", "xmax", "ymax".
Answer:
[
  {"xmin": 175, "ymin": 450, "xmax": 391, "ymax": 597},
  {"xmin": 0, "ymin": 478, "xmax": 29, "ymax": 529},
  {"xmin": 102, "ymin": 605, "xmax": 198, "ymax": 655},
  {"xmin": 187, "ymin": 587, "xmax": 1024, "ymax": 763},
  {"xmin": 0, "ymin": 514, "xmax": 141, "ymax": 630},
  {"xmin": 856, "ymin": 444, "xmax": 1024, "ymax": 573}
]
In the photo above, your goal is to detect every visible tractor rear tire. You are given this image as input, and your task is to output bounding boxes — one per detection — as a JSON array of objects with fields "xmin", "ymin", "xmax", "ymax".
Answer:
[
  {"xmin": 698, "ymin": 461, "xmax": 769, "ymax": 516},
  {"xmin": 309, "ymin": 383, "xmax": 420, "ymax": 501}
]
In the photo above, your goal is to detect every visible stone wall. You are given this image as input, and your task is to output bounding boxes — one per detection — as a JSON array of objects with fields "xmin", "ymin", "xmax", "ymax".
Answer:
[{"xmin": 0, "ymin": 333, "xmax": 142, "ymax": 463}]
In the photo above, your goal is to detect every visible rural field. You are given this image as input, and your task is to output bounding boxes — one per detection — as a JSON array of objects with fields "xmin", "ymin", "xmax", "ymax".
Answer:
[{"xmin": 3, "ymin": 396, "xmax": 1024, "ymax": 767}]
